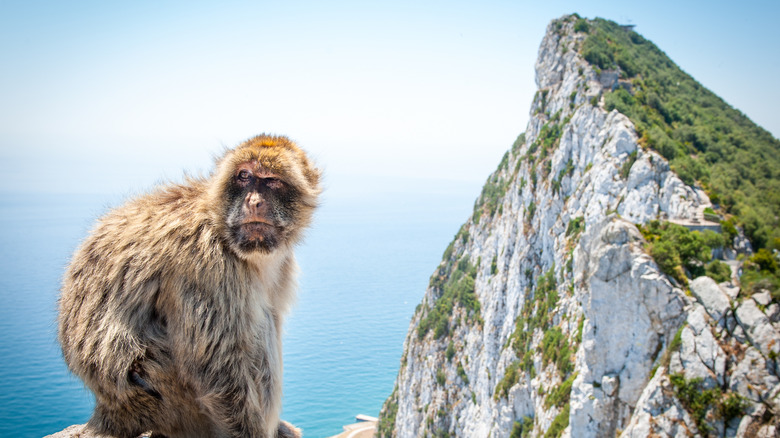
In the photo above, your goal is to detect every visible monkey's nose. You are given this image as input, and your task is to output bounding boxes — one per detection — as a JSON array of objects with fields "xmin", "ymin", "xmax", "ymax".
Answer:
[
  {"xmin": 247, "ymin": 192, "xmax": 263, "ymax": 207},
  {"xmin": 245, "ymin": 193, "xmax": 267, "ymax": 218}
]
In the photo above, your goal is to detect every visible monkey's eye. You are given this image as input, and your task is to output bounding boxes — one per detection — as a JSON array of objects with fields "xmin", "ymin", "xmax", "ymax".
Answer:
[{"xmin": 237, "ymin": 170, "xmax": 252, "ymax": 182}]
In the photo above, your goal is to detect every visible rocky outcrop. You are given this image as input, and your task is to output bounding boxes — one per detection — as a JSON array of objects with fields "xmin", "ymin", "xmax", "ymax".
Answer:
[
  {"xmin": 378, "ymin": 15, "xmax": 779, "ymax": 437},
  {"xmin": 623, "ymin": 277, "xmax": 780, "ymax": 437},
  {"xmin": 568, "ymin": 219, "xmax": 686, "ymax": 437},
  {"xmin": 45, "ymin": 425, "xmax": 96, "ymax": 438}
]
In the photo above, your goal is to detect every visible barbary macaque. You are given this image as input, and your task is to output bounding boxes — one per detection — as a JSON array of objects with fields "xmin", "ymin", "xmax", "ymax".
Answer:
[{"xmin": 58, "ymin": 134, "xmax": 320, "ymax": 438}]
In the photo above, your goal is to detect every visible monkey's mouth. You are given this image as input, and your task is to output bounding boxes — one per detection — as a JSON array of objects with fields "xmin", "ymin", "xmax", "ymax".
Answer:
[
  {"xmin": 240, "ymin": 221, "xmax": 279, "ymax": 237},
  {"xmin": 231, "ymin": 221, "xmax": 284, "ymax": 252}
]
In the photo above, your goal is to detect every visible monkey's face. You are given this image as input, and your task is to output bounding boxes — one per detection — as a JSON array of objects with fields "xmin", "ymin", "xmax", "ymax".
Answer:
[
  {"xmin": 224, "ymin": 161, "xmax": 300, "ymax": 254},
  {"xmin": 213, "ymin": 135, "xmax": 320, "ymax": 259}
]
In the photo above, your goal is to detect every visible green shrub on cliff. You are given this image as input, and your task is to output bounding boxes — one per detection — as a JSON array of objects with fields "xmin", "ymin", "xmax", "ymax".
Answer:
[
  {"xmin": 418, "ymin": 257, "xmax": 481, "ymax": 340},
  {"xmin": 543, "ymin": 403, "xmax": 570, "ymax": 438},
  {"xmin": 741, "ymin": 249, "xmax": 780, "ymax": 298},
  {"xmin": 639, "ymin": 220, "xmax": 716, "ymax": 284},
  {"xmin": 705, "ymin": 260, "xmax": 731, "ymax": 283},
  {"xmin": 377, "ymin": 386, "xmax": 398, "ymax": 437},
  {"xmin": 670, "ymin": 373, "xmax": 720, "ymax": 434}
]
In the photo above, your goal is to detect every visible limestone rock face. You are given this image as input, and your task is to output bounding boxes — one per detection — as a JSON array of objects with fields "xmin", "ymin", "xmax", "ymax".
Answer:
[
  {"xmin": 690, "ymin": 276, "xmax": 731, "ymax": 323},
  {"xmin": 379, "ymin": 14, "xmax": 779, "ymax": 438},
  {"xmin": 569, "ymin": 219, "xmax": 686, "ymax": 437},
  {"xmin": 44, "ymin": 425, "xmax": 86, "ymax": 438},
  {"xmin": 44, "ymin": 425, "xmax": 109, "ymax": 438}
]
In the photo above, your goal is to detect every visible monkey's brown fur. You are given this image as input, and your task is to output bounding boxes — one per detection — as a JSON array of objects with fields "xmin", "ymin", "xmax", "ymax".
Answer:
[{"xmin": 58, "ymin": 135, "xmax": 320, "ymax": 438}]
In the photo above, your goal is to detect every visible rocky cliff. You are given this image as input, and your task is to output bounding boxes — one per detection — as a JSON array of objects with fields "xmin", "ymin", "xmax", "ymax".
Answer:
[{"xmin": 378, "ymin": 15, "xmax": 779, "ymax": 437}]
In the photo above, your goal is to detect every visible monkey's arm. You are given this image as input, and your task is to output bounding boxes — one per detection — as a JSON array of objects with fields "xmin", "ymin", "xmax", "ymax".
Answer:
[{"xmin": 59, "ymin": 250, "xmax": 157, "ymax": 397}]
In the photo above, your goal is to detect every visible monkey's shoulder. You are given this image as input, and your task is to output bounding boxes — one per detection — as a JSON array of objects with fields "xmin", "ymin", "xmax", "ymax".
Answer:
[
  {"xmin": 124, "ymin": 179, "xmax": 209, "ymax": 217},
  {"xmin": 70, "ymin": 180, "xmax": 224, "ymax": 274},
  {"xmin": 96, "ymin": 180, "xmax": 209, "ymax": 233}
]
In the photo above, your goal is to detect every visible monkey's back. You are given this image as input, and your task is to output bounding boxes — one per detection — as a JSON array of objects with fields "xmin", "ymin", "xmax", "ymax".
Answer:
[{"xmin": 58, "ymin": 179, "xmax": 225, "ymax": 396}]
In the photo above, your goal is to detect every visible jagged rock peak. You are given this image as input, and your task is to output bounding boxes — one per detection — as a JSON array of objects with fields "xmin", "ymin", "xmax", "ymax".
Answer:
[{"xmin": 378, "ymin": 14, "xmax": 779, "ymax": 438}]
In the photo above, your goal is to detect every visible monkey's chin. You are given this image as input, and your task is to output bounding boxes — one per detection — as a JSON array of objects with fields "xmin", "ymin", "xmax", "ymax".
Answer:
[{"xmin": 231, "ymin": 223, "xmax": 282, "ymax": 255}]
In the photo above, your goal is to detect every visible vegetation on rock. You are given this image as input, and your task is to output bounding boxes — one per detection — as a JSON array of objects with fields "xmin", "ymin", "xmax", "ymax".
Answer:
[
  {"xmin": 742, "ymin": 248, "xmax": 780, "ymax": 300},
  {"xmin": 543, "ymin": 403, "xmax": 570, "ymax": 438},
  {"xmin": 638, "ymin": 220, "xmax": 724, "ymax": 284},
  {"xmin": 581, "ymin": 18, "xmax": 780, "ymax": 251},
  {"xmin": 670, "ymin": 373, "xmax": 749, "ymax": 434},
  {"xmin": 544, "ymin": 372, "xmax": 577, "ymax": 409},
  {"xmin": 377, "ymin": 386, "xmax": 398, "ymax": 437},
  {"xmin": 418, "ymin": 257, "xmax": 481, "ymax": 340},
  {"xmin": 669, "ymin": 373, "xmax": 720, "ymax": 434},
  {"xmin": 510, "ymin": 416, "xmax": 534, "ymax": 438},
  {"xmin": 495, "ymin": 267, "xmax": 578, "ymax": 406}
]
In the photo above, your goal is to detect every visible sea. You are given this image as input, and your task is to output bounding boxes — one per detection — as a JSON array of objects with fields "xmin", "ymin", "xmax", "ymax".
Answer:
[{"xmin": 0, "ymin": 178, "xmax": 479, "ymax": 438}]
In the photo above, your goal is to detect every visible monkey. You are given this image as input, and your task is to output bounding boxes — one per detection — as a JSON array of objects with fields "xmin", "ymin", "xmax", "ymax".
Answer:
[{"xmin": 57, "ymin": 134, "xmax": 321, "ymax": 438}]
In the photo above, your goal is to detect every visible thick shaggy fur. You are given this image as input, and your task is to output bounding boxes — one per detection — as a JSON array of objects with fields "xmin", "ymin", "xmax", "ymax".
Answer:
[{"xmin": 58, "ymin": 135, "xmax": 320, "ymax": 438}]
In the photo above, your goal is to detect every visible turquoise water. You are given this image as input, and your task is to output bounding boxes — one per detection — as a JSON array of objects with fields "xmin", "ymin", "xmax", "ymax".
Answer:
[{"xmin": 0, "ymin": 184, "xmax": 475, "ymax": 437}]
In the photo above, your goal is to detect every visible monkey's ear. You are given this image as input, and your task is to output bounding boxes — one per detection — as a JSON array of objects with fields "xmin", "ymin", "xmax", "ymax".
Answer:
[
  {"xmin": 287, "ymin": 145, "xmax": 321, "ymax": 196},
  {"xmin": 302, "ymin": 161, "xmax": 322, "ymax": 193}
]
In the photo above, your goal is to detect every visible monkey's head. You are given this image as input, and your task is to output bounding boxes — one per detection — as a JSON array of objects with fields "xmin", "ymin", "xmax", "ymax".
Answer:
[{"xmin": 210, "ymin": 135, "xmax": 321, "ymax": 258}]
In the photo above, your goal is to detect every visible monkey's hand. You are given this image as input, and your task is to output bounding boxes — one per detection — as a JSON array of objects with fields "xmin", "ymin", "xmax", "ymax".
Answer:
[{"xmin": 277, "ymin": 420, "xmax": 301, "ymax": 438}]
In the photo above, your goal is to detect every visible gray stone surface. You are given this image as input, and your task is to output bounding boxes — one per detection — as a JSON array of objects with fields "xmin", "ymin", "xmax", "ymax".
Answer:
[
  {"xmin": 754, "ymin": 291, "xmax": 772, "ymax": 307},
  {"xmin": 45, "ymin": 425, "xmax": 151, "ymax": 438},
  {"xmin": 689, "ymin": 276, "xmax": 731, "ymax": 323},
  {"xmin": 736, "ymin": 299, "xmax": 780, "ymax": 357},
  {"xmin": 44, "ymin": 425, "xmax": 86, "ymax": 438}
]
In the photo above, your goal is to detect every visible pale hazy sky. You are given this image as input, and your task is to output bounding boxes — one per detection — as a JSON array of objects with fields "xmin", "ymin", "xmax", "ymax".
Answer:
[{"xmin": 1, "ymin": 0, "xmax": 778, "ymax": 198}]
